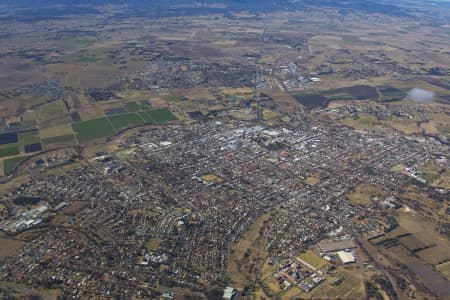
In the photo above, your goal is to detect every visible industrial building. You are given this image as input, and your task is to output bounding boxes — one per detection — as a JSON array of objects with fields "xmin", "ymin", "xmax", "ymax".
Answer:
[
  {"xmin": 337, "ymin": 251, "xmax": 356, "ymax": 264},
  {"xmin": 318, "ymin": 238, "xmax": 356, "ymax": 253}
]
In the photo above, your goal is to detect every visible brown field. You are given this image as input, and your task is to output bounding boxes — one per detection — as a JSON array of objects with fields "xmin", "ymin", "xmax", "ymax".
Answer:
[
  {"xmin": 61, "ymin": 201, "xmax": 88, "ymax": 215},
  {"xmin": 347, "ymin": 184, "xmax": 383, "ymax": 207},
  {"xmin": 397, "ymin": 213, "xmax": 449, "ymax": 248},
  {"xmin": 339, "ymin": 114, "xmax": 390, "ymax": 134},
  {"xmin": 297, "ymin": 250, "xmax": 327, "ymax": 270},
  {"xmin": 390, "ymin": 164, "xmax": 406, "ymax": 172},
  {"xmin": 416, "ymin": 246, "xmax": 450, "ymax": 265},
  {"xmin": 394, "ymin": 184, "xmax": 446, "ymax": 223},
  {"xmin": 370, "ymin": 227, "xmax": 409, "ymax": 244},
  {"xmin": 0, "ymin": 237, "xmax": 25, "ymax": 259},
  {"xmin": 398, "ymin": 235, "xmax": 428, "ymax": 252},
  {"xmin": 436, "ymin": 261, "xmax": 450, "ymax": 281},
  {"xmin": 308, "ymin": 267, "xmax": 367, "ymax": 299},
  {"xmin": 40, "ymin": 124, "xmax": 74, "ymax": 139},
  {"xmin": 145, "ymin": 238, "xmax": 161, "ymax": 252},
  {"xmin": 420, "ymin": 120, "xmax": 439, "ymax": 134},
  {"xmin": 0, "ymin": 57, "xmax": 50, "ymax": 89},
  {"xmin": 281, "ymin": 286, "xmax": 303, "ymax": 300},
  {"xmin": 227, "ymin": 212, "xmax": 273, "ymax": 289},
  {"xmin": 304, "ymin": 176, "xmax": 320, "ymax": 186}
]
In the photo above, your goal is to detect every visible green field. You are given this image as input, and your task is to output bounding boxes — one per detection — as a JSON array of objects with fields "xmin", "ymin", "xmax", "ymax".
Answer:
[
  {"xmin": 42, "ymin": 134, "xmax": 76, "ymax": 148},
  {"xmin": 125, "ymin": 102, "xmax": 141, "ymax": 113},
  {"xmin": 108, "ymin": 113, "xmax": 145, "ymax": 131},
  {"xmin": 60, "ymin": 48, "xmax": 105, "ymax": 63},
  {"xmin": 0, "ymin": 107, "xmax": 176, "ymax": 163},
  {"xmin": 0, "ymin": 146, "xmax": 20, "ymax": 158},
  {"xmin": 138, "ymin": 111, "xmax": 156, "ymax": 123},
  {"xmin": 144, "ymin": 108, "xmax": 177, "ymax": 123},
  {"xmin": 38, "ymin": 100, "xmax": 67, "ymax": 120},
  {"xmin": 378, "ymin": 86, "xmax": 405, "ymax": 101},
  {"xmin": 72, "ymin": 118, "xmax": 115, "ymax": 144},
  {"xmin": 3, "ymin": 155, "xmax": 29, "ymax": 175},
  {"xmin": 59, "ymin": 37, "xmax": 96, "ymax": 49},
  {"xmin": 18, "ymin": 130, "xmax": 41, "ymax": 146},
  {"xmin": 22, "ymin": 111, "xmax": 37, "ymax": 126}
]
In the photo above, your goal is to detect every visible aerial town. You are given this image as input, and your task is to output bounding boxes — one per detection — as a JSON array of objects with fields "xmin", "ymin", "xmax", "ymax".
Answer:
[
  {"xmin": 0, "ymin": 0, "xmax": 449, "ymax": 299},
  {"xmin": 1, "ymin": 112, "xmax": 449, "ymax": 298}
]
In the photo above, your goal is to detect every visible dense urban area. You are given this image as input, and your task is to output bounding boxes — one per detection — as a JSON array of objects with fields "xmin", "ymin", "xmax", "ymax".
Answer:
[{"xmin": 0, "ymin": 0, "xmax": 449, "ymax": 299}]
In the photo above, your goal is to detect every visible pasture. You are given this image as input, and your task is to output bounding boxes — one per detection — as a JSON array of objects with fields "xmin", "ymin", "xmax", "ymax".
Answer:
[
  {"xmin": 18, "ymin": 130, "xmax": 40, "ymax": 146},
  {"xmin": 0, "ymin": 145, "xmax": 19, "ymax": 157},
  {"xmin": 3, "ymin": 155, "xmax": 29, "ymax": 175},
  {"xmin": 108, "ymin": 113, "xmax": 145, "ymax": 131},
  {"xmin": 125, "ymin": 102, "xmax": 141, "ymax": 112},
  {"xmin": 72, "ymin": 118, "xmax": 115, "ymax": 144},
  {"xmin": 144, "ymin": 108, "xmax": 178, "ymax": 123}
]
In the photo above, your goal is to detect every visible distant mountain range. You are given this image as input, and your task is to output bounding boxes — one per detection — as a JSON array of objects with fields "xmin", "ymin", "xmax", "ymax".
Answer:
[{"xmin": 1, "ymin": 0, "xmax": 448, "ymax": 18}]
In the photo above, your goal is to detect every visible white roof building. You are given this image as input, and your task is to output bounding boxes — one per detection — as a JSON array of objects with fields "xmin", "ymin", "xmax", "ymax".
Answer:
[
  {"xmin": 337, "ymin": 251, "xmax": 356, "ymax": 264},
  {"xmin": 223, "ymin": 287, "xmax": 235, "ymax": 299}
]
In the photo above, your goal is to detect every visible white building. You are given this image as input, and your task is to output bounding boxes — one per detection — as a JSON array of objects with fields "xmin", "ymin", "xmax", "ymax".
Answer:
[
  {"xmin": 337, "ymin": 251, "xmax": 356, "ymax": 264},
  {"xmin": 223, "ymin": 287, "xmax": 235, "ymax": 300}
]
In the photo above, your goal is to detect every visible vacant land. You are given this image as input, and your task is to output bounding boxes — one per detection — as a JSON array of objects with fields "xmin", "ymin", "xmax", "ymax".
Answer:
[
  {"xmin": 297, "ymin": 250, "xmax": 327, "ymax": 270},
  {"xmin": 201, "ymin": 173, "xmax": 224, "ymax": 184},
  {"xmin": 304, "ymin": 176, "xmax": 320, "ymax": 186},
  {"xmin": 398, "ymin": 234, "xmax": 428, "ymax": 252},
  {"xmin": 436, "ymin": 261, "xmax": 450, "ymax": 281},
  {"xmin": 227, "ymin": 213, "xmax": 273, "ymax": 289},
  {"xmin": 145, "ymin": 238, "xmax": 161, "ymax": 252},
  {"xmin": 339, "ymin": 114, "xmax": 388, "ymax": 133},
  {"xmin": 309, "ymin": 268, "xmax": 367, "ymax": 299},
  {"xmin": 0, "ymin": 237, "xmax": 25, "ymax": 259},
  {"xmin": 42, "ymin": 135, "xmax": 76, "ymax": 148},
  {"xmin": 347, "ymin": 184, "xmax": 383, "ymax": 207},
  {"xmin": 40, "ymin": 124, "xmax": 74, "ymax": 139},
  {"xmin": 418, "ymin": 164, "xmax": 444, "ymax": 184},
  {"xmin": 390, "ymin": 164, "xmax": 406, "ymax": 172},
  {"xmin": 416, "ymin": 245, "xmax": 450, "ymax": 265}
]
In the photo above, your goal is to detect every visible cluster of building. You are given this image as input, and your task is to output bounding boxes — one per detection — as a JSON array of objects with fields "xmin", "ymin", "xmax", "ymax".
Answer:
[
  {"xmin": 127, "ymin": 58, "xmax": 263, "ymax": 91},
  {"xmin": 0, "ymin": 204, "xmax": 48, "ymax": 233},
  {"xmin": 275, "ymin": 60, "xmax": 318, "ymax": 91},
  {"xmin": 0, "ymin": 110, "xmax": 447, "ymax": 298},
  {"xmin": 274, "ymin": 258, "xmax": 325, "ymax": 293}
]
